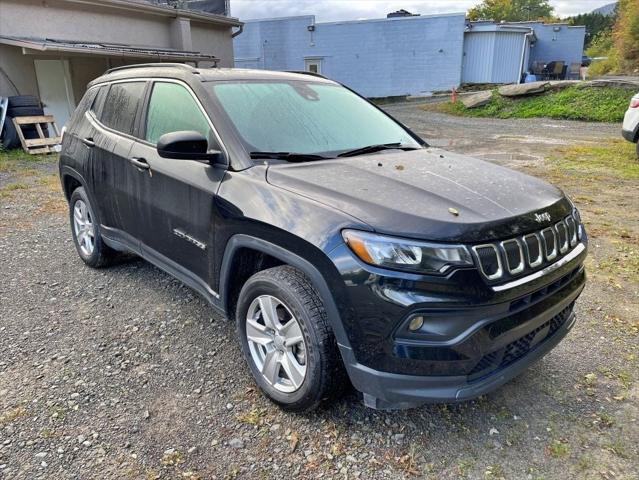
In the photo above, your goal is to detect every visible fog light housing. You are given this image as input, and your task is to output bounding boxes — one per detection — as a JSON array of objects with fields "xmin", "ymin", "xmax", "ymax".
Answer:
[{"xmin": 408, "ymin": 315, "xmax": 425, "ymax": 332}]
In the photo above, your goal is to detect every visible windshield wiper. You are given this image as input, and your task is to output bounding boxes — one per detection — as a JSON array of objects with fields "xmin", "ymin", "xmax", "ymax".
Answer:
[
  {"xmin": 337, "ymin": 143, "xmax": 420, "ymax": 158},
  {"xmin": 250, "ymin": 151, "xmax": 333, "ymax": 162}
]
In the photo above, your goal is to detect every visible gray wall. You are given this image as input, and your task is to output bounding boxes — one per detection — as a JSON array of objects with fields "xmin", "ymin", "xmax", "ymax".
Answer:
[
  {"xmin": 234, "ymin": 14, "xmax": 467, "ymax": 98},
  {"xmin": 0, "ymin": 0, "xmax": 236, "ymax": 100}
]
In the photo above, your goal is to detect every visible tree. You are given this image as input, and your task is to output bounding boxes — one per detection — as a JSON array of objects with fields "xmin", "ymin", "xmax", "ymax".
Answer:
[
  {"xmin": 588, "ymin": 0, "xmax": 639, "ymax": 75},
  {"xmin": 468, "ymin": 0, "xmax": 554, "ymax": 22},
  {"xmin": 566, "ymin": 12, "xmax": 616, "ymax": 48},
  {"xmin": 615, "ymin": 0, "xmax": 639, "ymax": 72}
]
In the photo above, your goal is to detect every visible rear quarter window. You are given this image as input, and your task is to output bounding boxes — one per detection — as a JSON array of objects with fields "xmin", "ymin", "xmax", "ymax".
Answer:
[
  {"xmin": 100, "ymin": 82, "xmax": 146, "ymax": 136},
  {"xmin": 67, "ymin": 87, "xmax": 98, "ymax": 129}
]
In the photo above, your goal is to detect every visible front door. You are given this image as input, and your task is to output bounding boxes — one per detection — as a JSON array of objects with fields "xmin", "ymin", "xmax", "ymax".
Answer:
[
  {"xmin": 128, "ymin": 81, "xmax": 226, "ymax": 285},
  {"xmin": 34, "ymin": 59, "xmax": 75, "ymax": 128}
]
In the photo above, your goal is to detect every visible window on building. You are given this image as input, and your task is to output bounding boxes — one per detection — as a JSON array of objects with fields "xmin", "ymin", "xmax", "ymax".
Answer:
[
  {"xmin": 305, "ymin": 59, "xmax": 322, "ymax": 75},
  {"xmin": 100, "ymin": 82, "xmax": 146, "ymax": 135},
  {"xmin": 145, "ymin": 82, "xmax": 212, "ymax": 145}
]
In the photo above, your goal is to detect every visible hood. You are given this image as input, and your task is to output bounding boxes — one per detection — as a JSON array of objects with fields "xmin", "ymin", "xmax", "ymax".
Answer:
[{"xmin": 266, "ymin": 148, "xmax": 571, "ymax": 243}]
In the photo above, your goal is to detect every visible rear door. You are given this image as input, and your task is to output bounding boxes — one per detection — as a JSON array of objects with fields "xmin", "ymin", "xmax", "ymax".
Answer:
[
  {"xmin": 89, "ymin": 81, "xmax": 147, "ymax": 244},
  {"xmin": 128, "ymin": 80, "xmax": 226, "ymax": 284}
]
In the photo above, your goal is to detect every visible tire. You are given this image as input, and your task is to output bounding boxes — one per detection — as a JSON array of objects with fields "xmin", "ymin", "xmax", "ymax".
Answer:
[
  {"xmin": 1, "ymin": 117, "xmax": 19, "ymax": 149},
  {"xmin": 7, "ymin": 95, "xmax": 41, "ymax": 108},
  {"xmin": 69, "ymin": 187, "xmax": 118, "ymax": 268},
  {"xmin": 236, "ymin": 266, "xmax": 346, "ymax": 412},
  {"xmin": 7, "ymin": 106, "xmax": 44, "ymax": 117}
]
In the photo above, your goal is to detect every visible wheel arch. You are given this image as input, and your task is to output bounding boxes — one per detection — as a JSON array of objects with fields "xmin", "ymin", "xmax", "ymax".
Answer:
[
  {"xmin": 219, "ymin": 234, "xmax": 354, "ymax": 356},
  {"xmin": 60, "ymin": 166, "xmax": 88, "ymax": 201}
]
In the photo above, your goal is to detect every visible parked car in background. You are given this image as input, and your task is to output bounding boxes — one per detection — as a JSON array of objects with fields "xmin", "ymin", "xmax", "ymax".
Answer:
[
  {"xmin": 622, "ymin": 92, "xmax": 639, "ymax": 158},
  {"xmin": 59, "ymin": 64, "xmax": 588, "ymax": 412}
]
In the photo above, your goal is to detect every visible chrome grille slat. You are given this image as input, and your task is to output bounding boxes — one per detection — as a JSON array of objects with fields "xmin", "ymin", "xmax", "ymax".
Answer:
[
  {"xmin": 501, "ymin": 239, "xmax": 524, "ymax": 274},
  {"xmin": 555, "ymin": 221, "xmax": 569, "ymax": 254},
  {"xmin": 473, "ymin": 212, "xmax": 582, "ymax": 282},
  {"xmin": 541, "ymin": 227, "xmax": 557, "ymax": 261},
  {"xmin": 565, "ymin": 216, "xmax": 577, "ymax": 247},
  {"xmin": 523, "ymin": 233, "xmax": 543, "ymax": 268}
]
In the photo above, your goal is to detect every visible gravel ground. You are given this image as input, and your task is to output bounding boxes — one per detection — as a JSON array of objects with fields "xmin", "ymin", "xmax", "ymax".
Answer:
[{"xmin": 0, "ymin": 108, "xmax": 637, "ymax": 479}]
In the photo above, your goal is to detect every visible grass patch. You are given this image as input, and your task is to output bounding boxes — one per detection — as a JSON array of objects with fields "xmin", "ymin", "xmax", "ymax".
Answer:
[
  {"xmin": 425, "ymin": 86, "xmax": 633, "ymax": 123},
  {"xmin": 550, "ymin": 139, "xmax": 639, "ymax": 180},
  {"xmin": 0, "ymin": 148, "xmax": 53, "ymax": 173},
  {"xmin": 4, "ymin": 182, "xmax": 28, "ymax": 191},
  {"xmin": 547, "ymin": 439, "xmax": 571, "ymax": 459}
]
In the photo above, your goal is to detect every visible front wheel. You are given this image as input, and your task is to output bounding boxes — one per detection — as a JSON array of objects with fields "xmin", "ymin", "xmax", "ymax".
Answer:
[{"xmin": 236, "ymin": 266, "xmax": 345, "ymax": 412}]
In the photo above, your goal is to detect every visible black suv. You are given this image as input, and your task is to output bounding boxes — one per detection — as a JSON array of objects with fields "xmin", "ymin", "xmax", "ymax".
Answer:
[{"xmin": 59, "ymin": 64, "xmax": 587, "ymax": 412}]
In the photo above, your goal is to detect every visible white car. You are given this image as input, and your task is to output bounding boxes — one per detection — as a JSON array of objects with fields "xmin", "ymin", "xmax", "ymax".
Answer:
[{"xmin": 622, "ymin": 92, "xmax": 639, "ymax": 157}]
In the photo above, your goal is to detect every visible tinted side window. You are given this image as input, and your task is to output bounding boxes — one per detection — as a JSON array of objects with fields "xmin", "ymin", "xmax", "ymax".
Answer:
[
  {"xmin": 145, "ymin": 82, "xmax": 211, "ymax": 144},
  {"xmin": 100, "ymin": 82, "xmax": 146, "ymax": 135},
  {"xmin": 67, "ymin": 87, "xmax": 97, "ymax": 129},
  {"xmin": 90, "ymin": 86, "xmax": 108, "ymax": 117}
]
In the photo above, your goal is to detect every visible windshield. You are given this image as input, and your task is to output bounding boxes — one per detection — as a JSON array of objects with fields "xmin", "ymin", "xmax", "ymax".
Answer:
[{"xmin": 206, "ymin": 81, "xmax": 421, "ymax": 157}]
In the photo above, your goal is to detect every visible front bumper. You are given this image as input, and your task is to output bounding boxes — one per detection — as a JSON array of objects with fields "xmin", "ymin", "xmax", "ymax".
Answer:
[
  {"xmin": 622, "ymin": 128, "xmax": 637, "ymax": 143},
  {"xmin": 329, "ymin": 238, "xmax": 587, "ymax": 409},
  {"xmin": 343, "ymin": 283, "xmax": 581, "ymax": 409}
]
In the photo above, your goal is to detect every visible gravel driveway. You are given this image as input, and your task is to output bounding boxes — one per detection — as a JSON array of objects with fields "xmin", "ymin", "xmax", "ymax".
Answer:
[{"xmin": 0, "ymin": 107, "xmax": 637, "ymax": 479}]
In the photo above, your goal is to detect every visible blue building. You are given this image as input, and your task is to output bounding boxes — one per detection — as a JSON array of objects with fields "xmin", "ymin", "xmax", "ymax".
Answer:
[
  {"xmin": 234, "ymin": 13, "xmax": 467, "ymax": 98},
  {"xmin": 234, "ymin": 14, "xmax": 585, "ymax": 98}
]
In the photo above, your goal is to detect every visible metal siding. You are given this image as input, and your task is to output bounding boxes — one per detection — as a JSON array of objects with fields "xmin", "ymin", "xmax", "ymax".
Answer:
[
  {"xmin": 461, "ymin": 32, "xmax": 495, "ymax": 83},
  {"xmin": 492, "ymin": 32, "xmax": 525, "ymax": 83}
]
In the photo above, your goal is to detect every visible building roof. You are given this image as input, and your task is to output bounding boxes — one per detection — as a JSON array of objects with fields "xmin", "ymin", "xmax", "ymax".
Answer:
[
  {"xmin": 58, "ymin": 0, "xmax": 242, "ymax": 27},
  {"xmin": 0, "ymin": 36, "xmax": 220, "ymax": 63}
]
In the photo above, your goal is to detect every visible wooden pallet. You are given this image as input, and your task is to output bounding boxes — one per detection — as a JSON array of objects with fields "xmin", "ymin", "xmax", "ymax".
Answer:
[{"xmin": 12, "ymin": 115, "xmax": 61, "ymax": 154}]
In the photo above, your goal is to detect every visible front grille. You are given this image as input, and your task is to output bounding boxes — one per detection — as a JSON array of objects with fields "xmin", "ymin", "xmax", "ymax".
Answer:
[
  {"xmin": 473, "ymin": 213, "xmax": 582, "ymax": 283},
  {"xmin": 474, "ymin": 245, "xmax": 501, "ymax": 279},
  {"xmin": 468, "ymin": 305, "xmax": 573, "ymax": 379}
]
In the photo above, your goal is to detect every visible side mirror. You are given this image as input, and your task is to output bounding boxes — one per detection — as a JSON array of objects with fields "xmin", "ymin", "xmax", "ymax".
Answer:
[{"xmin": 156, "ymin": 131, "xmax": 223, "ymax": 163}]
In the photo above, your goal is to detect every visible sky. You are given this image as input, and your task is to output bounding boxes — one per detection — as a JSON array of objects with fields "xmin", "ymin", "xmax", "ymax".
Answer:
[{"xmin": 230, "ymin": 0, "xmax": 616, "ymax": 22}]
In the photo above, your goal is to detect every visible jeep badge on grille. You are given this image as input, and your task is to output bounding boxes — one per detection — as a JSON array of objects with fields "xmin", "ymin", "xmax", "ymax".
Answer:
[{"xmin": 534, "ymin": 212, "xmax": 552, "ymax": 223}]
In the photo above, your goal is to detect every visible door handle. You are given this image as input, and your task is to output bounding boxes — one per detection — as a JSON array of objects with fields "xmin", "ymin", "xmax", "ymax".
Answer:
[
  {"xmin": 82, "ymin": 137, "xmax": 95, "ymax": 148},
  {"xmin": 129, "ymin": 157, "xmax": 150, "ymax": 170}
]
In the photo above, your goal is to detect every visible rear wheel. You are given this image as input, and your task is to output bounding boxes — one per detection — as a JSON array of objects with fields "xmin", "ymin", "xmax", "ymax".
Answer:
[
  {"xmin": 236, "ymin": 266, "xmax": 345, "ymax": 412},
  {"xmin": 69, "ymin": 187, "xmax": 117, "ymax": 268}
]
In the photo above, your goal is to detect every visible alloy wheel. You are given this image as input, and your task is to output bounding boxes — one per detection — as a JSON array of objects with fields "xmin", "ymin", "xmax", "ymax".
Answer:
[
  {"xmin": 245, "ymin": 295, "xmax": 307, "ymax": 393},
  {"xmin": 73, "ymin": 199, "xmax": 95, "ymax": 257}
]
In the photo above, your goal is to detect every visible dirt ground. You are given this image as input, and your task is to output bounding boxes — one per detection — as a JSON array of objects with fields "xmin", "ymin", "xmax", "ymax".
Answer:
[{"xmin": 0, "ymin": 106, "xmax": 637, "ymax": 480}]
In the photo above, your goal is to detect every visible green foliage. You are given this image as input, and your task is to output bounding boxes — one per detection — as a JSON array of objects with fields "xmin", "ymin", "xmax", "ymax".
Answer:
[
  {"xmin": 615, "ymin": 0, "xmax": 639, "ymax": 73},
  {"xmin": 587, "ymin": 31, "xmax": 619, "ymax": 75},
  {"xmin": 430, "ymin": 86, "xmax": 632, "ymax": 123},
  {"xmin": 566, "ymin": 12, "xmax": 616, "ymax": 48},
  {"xmin": 584, "ymin": 0, "xmax": 639, "ymax": 75},
  {"xmin": 468, "ymin": 0, "xmax": 554, "ymax": 22}
]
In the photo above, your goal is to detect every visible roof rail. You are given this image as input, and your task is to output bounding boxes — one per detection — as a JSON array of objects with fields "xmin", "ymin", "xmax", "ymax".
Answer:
[
  {"xmin": 286, "ymin": 70, "xmax": 328, "ymax": 80},
  {"xmin": 105, "ymin": 63, "xmax": 197, "ymax": 75}
]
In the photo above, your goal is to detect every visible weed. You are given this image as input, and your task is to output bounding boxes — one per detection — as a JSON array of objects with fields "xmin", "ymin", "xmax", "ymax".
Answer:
[
  {"xmin": 548, "ymin": 439, "xmax": 570, "ymax": 459},
  {"xmin": 235, "ymin": 407, "xmax": 266, "ymax": 426},
  {"xmin": 0, "ymin": 406, "xmax": 27, "ymax": 426}
]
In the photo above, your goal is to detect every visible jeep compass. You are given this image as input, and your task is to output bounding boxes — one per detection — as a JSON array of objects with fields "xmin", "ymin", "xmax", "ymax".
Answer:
[{"xmin": 59, "ymin": 64, "xmax": 587, "ymax": 411}]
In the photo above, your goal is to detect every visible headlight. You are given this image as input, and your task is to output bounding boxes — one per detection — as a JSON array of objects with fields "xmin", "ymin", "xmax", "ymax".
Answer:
[{"xmin": 342, "ymin": 230, "xmax": 473, "ymax": 274}]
